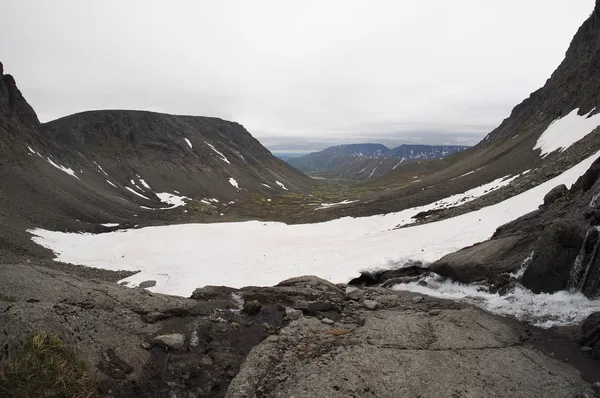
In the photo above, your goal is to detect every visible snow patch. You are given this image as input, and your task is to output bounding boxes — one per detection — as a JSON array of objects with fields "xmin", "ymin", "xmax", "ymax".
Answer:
[
  {"xmin": 125, "ymin": 187, "xmax": 150, "ymax": 200},
  {"xmin": 184, "ymin": 138, "xmax": 193, "ymax": 149},
  {"xmin": 534, "ymin": 108, "xmax": 600, "ymax": 157},
  {"xmin": 229, "ymin": 178, "xmax": 240, "ymax": 189},
  {"xmin": 315, "ymin": 200, "xmax": 359, "ymax": 210},
  {"xmin": 205, "ymin": 142, "xmax": 230, "ymax": 164},
  {"xmin": 156, "ymin": 192, "xmax": 189, "ymax": 208},
  {"xmin": 101, "ymin": 223, "xmax": 120, "ymax": 227},
  {"xmin": 275, "ymin": 181, "xmax": 288, "ymax": 190},
  {"xmin": 261, "ymin": 183, "xmax": 273, "ymax": 189},
  {"xmin": 47, "ymin": 158, "xmax": 78, "ymax": 179},
  {"xmin": 106, "ymin": 180, "xmax": 117, "ymax": 188},
  {"xmin": 29, "ymin": 150, "xmax": 600, "ymax": 303},
  {"xmin": 94, "ymin": 161, "xmax": 109, "ymax": 176}
]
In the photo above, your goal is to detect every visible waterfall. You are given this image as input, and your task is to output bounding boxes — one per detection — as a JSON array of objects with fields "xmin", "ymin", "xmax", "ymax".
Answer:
[{"xmin": 568, "ymin": 226, "xmax": 600, "ymax": 298}]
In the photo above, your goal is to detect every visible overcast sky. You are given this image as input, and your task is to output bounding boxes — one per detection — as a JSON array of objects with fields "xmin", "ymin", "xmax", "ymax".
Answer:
[{"xmin": 1, "ymin": 1, "xmax": 594, "ymax": 152}]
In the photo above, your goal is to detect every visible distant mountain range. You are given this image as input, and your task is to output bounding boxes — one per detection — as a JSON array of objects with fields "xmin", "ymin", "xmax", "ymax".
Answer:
[{"xmin": 285, "ymin": 143, "xmax": 470, "ymax": 179}]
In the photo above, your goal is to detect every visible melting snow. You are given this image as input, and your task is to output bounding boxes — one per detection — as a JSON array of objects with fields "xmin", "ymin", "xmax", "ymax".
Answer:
[
  {"xmin": 138, "ymin": 177, "xmax": 151, "ymax": 190},
  {"xmin": 94, "ymin": 161, "xmax": 109, "ymax": 176},
  {"xmin": 125, "ymin": 187, "xmax": 150, "ymax": 200},
  {"xmin": 184, "ymin": 138, "xmax": 193, "ymax": 149},
  {"xmin": 205, "ymin": 142, "xmax": 231, "ymax": 164},
  {"xmin": 534, "ymin": 108, "xmax": 600, "ymax": 157},
  {"xmin": 156, "ymin": 192, "xmax": 189, "ymax": 208},
  {"xmin": 229, "ymin": 178, "xmax": 240, "ymax": 189},
  {"xmin": 315, "ymin": 200, "xmax": 359, "ymax": 210},
  {"xmin": 29, "ymin": 150, "xmax": 600, "ymax": 327},
  {"xmin": 47, "ymin": 158, "xmax": 78, "ymax": 179},
  {"xmin": 275, "ymin": 181, "xmax": 288, "ymax": 190}
]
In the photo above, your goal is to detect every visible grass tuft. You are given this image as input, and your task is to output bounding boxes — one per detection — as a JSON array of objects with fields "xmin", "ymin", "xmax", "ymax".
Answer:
[{"xmin": 0, "ymin": 332, "xmax": 97, "ymax": 398}]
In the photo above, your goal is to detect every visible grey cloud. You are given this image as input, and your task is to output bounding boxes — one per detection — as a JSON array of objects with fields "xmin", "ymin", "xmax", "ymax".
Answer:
[{"xmin": 0, "ymin": 0, "xmax": 593, "ymax": 153}]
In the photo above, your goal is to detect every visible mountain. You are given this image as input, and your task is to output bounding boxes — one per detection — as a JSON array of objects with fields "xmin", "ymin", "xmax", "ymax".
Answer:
[
  {"xmin": 0, "ymin": 63, "xmax": 312, "ymax": 261},
  {"xmin": 286, "ymin": 143, "xmax": 469, "ymax": 179},
  {"xmin": 285, "ymin": 143, "xmax": 389, "ymax": 173}
]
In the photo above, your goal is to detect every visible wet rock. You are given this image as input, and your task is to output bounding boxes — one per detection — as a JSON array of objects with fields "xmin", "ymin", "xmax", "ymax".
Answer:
[
  {"xmin": 522, "ymin": 221, "xmax": 585, "ymax": 293},
  {"xmin": 138, "ymin": 280, "xmax": 157, "ymax": 289},
  {"xmin": 345, "ymin": 286, "xmax": 364, "ymax": 301},
  {"xmin": 363, "ymin": 300, "xmax": 379, "ymax": 310},
  {"xmin": 430, "ymin": 236, "xmax": 522, "ymax": 283},
  {"xmin": 581, "ymin": 312, "xmax": 600, "ymax": 359},
  {"xmin": 348, "ymin": 264, "xmax": 428, "ymax": 287},
  {"xmin": 153, "ymin": 333, "xmax": 185, "ymax": 351},
  {"xmin": 242, "ymin": 300, "xmax": 262, "ymax": 315}
]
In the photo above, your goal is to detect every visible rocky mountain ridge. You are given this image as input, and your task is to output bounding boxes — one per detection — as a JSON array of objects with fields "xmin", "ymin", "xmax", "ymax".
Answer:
[{"xmin": 286, "ymin": 143, "xmax": 469, "ymax": 179}]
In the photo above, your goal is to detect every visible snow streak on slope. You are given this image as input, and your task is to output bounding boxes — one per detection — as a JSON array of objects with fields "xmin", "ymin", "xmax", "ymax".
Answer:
[
  {"xmin": 534, "ymin": 108, "xmax": 600, "ymax": 157},
  {"xmin": 47, "ymin": 158, "xmax": 78, "ymax": 179},
  {"xmin": 205, "ymin": 142, "xmax": 230, "ymax": 164},
  {"xmin": 30, "ymin": 150, "xmax": 600, "ymax": 305}
]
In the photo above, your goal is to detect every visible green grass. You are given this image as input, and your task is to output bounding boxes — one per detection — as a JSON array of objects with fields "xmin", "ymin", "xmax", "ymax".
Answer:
[{"xmin": 0, "ymin": 333, "xmax": 97, "ymax": 398}]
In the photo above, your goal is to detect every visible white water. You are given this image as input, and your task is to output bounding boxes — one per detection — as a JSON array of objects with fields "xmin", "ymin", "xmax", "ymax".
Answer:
[{"xmin": 393, "ymin": 274, "xmax": 600, "ymax": 328}]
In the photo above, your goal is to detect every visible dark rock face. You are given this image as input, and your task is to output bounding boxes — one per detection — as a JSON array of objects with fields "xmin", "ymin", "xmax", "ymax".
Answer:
[
  {"xmin": 348, "ymin": 264, "xmax": 430, "ymax": 287},
  {"xmin": 482, "ymin": 1, "xmax": 600, "ymax": 146},
  {"xmin": 542, "ymin": 184, "xmax": 568, "ymax": 207},
  {"xmin": 581, "ymin": 312, "xmax": 600, "ymax": 359},
  {"xmin": 569, "ymin": 226, "xmax": 600, "ymax": 298},
  {"xmin": 242, "ymin": 300, "xmax": 262, "ymax": 315},
  {"xmin": 522, "ymin": 221, "xmax": 586, "ymax": 293},
  {"xmin": 429, "ymin": 237, "xmax": 523, "ymax": 283}
]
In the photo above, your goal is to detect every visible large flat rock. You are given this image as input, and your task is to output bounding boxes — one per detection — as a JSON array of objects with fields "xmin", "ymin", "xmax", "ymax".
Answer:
[{"xmin": 227, "ymin": 295, "xmax": 595, "ymax": 398}]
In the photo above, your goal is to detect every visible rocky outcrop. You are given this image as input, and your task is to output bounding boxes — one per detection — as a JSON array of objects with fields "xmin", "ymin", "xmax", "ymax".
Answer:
[
  {"xmin": 227, "ymin": 289, "xmax": 596, "ymax": 398},
  {"xmin": 2, "ymin": 266, "xmax": 598, "ymax": 397},
  {"xmin": 429, "ymin": 237, "xmax": 523, "ymax": 283},
  {"xmin": 522, "ymin": 221, "xmax": 586, "ymax": 293},
  {"xmin": 582, "ymin": 312, "xmax": 600, "ymax": 359}
]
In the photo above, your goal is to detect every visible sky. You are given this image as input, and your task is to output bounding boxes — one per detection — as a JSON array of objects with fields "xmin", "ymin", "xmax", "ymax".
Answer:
[{"xmin": 1, "ymin": 1, "xmax": 594, "ymax": 153}]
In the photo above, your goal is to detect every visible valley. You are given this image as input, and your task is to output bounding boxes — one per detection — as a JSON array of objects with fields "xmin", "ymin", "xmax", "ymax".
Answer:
[{"xmin": 2, "ymin": 1, "xmax": 600, "ymax": 397}]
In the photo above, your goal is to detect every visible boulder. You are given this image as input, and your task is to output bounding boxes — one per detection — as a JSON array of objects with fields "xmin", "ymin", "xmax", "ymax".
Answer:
[
  {"xmin": 242, "ymin": 300, "xmax": 262, "ymax": 315},
  {"xmin": 348, "ymin": 264, "xmax": 428, "ymax": 286},
  {"xmin": 285, "ymin": 308, "xmax": 303, "ymax": 320},
  {"xmin": 581, "ymin": 312, "xmax": 600, "ymax": 359},
  {"xmin": 190, "ymin": 285, "xmax": 237, "ymax": 301},
  {"xmin": 429, "ymin": 236, "xmax": 522, "ymax": 283},
  {"xmin": 345, "ymin": 286, "xmax": 364, "ymax": 301},
  {"xmin": 522, "ymin": 221, "xmax": 585, "ymax": 293},
  {"xmin": 138, "ymin": 280, "xmax": 157, "ymax": 289},
  {"xmin": 542, "ymin": 184, "xmax": 568, "ymax": 207},
  {"xmin": 363, "ymin": 300, "xmax": 379, "ymax": 310},
  {"xmin": 276, "ymin": 275, "xmax": 343, "ymax": 294},
  {"xmin": 152, "ymin": 333, "xmax": 185, "ymax": 351}
]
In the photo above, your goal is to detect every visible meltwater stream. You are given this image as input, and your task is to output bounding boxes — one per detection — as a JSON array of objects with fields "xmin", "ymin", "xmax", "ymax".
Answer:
[{"xmin": 393, "ymin": 274, "xmax": 600, "ymax": 328}]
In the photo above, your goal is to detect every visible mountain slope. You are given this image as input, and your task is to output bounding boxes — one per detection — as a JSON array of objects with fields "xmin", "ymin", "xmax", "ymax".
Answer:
[{"xmin": 0, "ymin": 63, "xmax": 312, "ymax": 261}]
